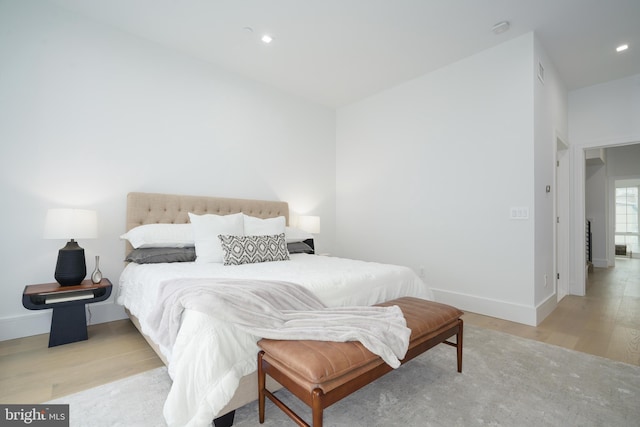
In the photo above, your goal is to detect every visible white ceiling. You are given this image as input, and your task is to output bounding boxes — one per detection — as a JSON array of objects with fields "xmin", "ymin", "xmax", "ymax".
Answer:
[{"xmin": 48, "ymin": 0, "xmax": 640, "ymax": 108}]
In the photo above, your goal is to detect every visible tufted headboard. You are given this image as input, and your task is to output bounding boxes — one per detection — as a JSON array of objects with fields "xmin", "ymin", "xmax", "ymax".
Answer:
[{"xmin": 125, "ymin": 192, "xmax": 289, "ymax": 255}]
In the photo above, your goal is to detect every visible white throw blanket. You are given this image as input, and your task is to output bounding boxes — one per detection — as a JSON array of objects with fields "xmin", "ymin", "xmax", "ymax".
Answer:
[{"xmin": 148, "ymin": 278, "xmax": 410, "ymax": 367}]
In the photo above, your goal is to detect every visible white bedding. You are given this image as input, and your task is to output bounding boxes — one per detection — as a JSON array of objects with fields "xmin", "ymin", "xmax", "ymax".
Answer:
[{"xmin": 117, "ymin": 254, "xmax": 431, "ymax": 426}]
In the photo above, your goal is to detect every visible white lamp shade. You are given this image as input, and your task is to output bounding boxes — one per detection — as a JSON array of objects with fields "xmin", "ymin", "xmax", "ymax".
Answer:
[
  {"xmin": 297, "ymin": 215, "xmax": 320, "ymax": 234},
  {"xmin": 44, "ymin": 209, "xmax": 98, "ymax": 240}
]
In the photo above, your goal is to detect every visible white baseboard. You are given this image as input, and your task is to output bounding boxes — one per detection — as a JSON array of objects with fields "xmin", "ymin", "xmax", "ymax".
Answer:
[
  {"xmin": 535, "ymin": 293, "xmax": 558, "ymax": 325},
  {"xmin": 431, "ymin": 288, "xmax": 538, "ymax": 326},
  {"xmin": 0, "ymin": 301, "xmax": 128, "ymax": 342},
  {"xmin": 592, "ymin": 258, "xmax": 608, "ymax": 268}
]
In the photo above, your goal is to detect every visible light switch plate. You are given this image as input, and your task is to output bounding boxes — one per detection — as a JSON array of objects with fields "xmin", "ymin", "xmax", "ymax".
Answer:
[{"xmin": 510, "ymin": 207, "xmax": 529, "ymax": 219}]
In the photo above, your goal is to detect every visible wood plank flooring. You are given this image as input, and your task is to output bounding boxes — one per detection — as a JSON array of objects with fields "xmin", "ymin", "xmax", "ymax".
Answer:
[
  {"xmin": 0, "ymin": 317, "xmax": 163, "ymax": 403},
  {"xmin": 462, "ymin": 257, "xmax": 640, "ymax": 366},
  {"xmin": 0, "ymin": 257, "xmax": 638, "ymax": 404}
]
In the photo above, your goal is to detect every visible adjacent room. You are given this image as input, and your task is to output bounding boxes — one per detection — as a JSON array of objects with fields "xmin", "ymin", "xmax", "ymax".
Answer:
[{"xmin": 1, "ymin": 1, "xmax": 639, "ymax": 426}]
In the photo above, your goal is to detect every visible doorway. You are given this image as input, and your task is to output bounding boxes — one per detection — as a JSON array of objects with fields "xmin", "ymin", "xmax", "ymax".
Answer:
[{"xmin": 575, "ymin": 142, "xmax": 640, "ymax": 295}]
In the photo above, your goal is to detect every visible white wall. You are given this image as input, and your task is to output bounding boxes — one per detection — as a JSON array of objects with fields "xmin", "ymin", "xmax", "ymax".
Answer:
[
  {"xmin": 533, "ymin": 37, "xmax": 568, "ymax": 317},
  {"xmin": 606, "ymin": 144, "xmax": 640, "ymax": 176},
  {"xmin": 0, "ymin": 1, "xmax": 336, "ymax": 340},
  {"xmin": 569, "ymin": 74, "xmax": 640, "ymax": 146},
  {"xmin": 336, "ymin": 33, "xmax": 542, "ymax": 325},
  {"xmin": 568, "ymin": 73, "xmax": 640, "ymax": 294},
  {"xmin": 585, "ymin": 163, "xmax": 608, "ymax": 267}
]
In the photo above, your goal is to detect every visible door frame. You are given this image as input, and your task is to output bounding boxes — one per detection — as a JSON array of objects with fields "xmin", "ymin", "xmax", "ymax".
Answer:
[
  {"xmin": 554, "ymin": 136, "xmax": 569, "ymax": 301},
  {"xmin": 571, "ymin": 137, "xmax": 640, "ymax": 296}
]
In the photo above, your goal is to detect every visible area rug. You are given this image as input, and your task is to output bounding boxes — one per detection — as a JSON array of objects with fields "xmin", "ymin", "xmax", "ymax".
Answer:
[{"xmin": 49, "ymin": 325, "xmax": 640, "ymax": 426}]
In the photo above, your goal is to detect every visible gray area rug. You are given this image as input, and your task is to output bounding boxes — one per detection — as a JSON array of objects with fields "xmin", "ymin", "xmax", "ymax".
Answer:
[{"xmin": 49, "ymin": 325, "xmax": 640, "ymax": 426}]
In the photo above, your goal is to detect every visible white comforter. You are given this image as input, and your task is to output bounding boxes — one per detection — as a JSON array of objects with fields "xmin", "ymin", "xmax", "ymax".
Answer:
[{"xmin": 117, "ymin": 254, "xmax": 431, "ymax": 426}]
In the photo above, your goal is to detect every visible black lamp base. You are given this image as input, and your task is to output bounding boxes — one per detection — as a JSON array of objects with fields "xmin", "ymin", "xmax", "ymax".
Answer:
[{"xmin": 54, "ymin": 240, "xmax": 87, "ymax": 286}]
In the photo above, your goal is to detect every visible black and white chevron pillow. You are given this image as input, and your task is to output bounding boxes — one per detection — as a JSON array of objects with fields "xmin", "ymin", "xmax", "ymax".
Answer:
[{"xmin": 219, "ymin": 233, "xmax": 290, "ymax": 266}]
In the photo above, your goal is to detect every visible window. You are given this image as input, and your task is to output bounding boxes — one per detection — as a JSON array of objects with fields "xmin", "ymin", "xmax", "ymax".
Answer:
[
  {"xmin": 616, "ymin": 187, "xmax": 638, "ymax": 233},
  {"xmin": 615, "ymin": 186, "xmax": 639, "ymax": 254}
]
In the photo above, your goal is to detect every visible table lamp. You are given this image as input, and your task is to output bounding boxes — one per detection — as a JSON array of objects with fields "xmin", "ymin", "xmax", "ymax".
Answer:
[
  {"xmin": 297, "ymin": 215, "xmax": 320, "ymax": 234},
  {"xmin": 44, "ymin": 208, "xmax": 98, "ymax": 286}
]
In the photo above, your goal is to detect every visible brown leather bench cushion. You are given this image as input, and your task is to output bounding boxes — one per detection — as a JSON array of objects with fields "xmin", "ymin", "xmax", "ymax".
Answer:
[{"xmin": 257, "ymin": 297, "xmax": 463, "ymax": 393}]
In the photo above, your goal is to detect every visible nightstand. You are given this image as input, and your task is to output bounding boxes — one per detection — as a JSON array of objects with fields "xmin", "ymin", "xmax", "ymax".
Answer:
[{"xmin": 22, "ymin": 278, "xmax": 112, "ymax": 347}]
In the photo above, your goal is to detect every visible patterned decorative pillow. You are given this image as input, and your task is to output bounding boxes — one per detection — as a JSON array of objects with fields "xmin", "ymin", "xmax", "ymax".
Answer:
[{"xmin": 219, "ymin": 233, "xmax": 290, "ymax": 266}]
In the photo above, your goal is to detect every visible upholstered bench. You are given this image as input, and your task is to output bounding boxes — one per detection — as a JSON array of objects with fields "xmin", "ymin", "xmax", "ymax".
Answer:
[{"xmin": 257, "ymin": 297, "xmax": 463, "ymax": 427}]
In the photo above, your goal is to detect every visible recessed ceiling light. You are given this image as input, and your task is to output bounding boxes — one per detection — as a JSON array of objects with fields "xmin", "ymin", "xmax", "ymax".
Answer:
[
  {"xmin": 616, "ymin": 44, "xmax": 629, "ymax": 53},
  {"xmin": 261, "ymin": 34, "xmax": 273, "ymax": 44}
]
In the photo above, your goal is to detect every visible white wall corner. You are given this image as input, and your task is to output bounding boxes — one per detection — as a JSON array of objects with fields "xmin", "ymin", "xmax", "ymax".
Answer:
[
  {"xmin": 0, "ymin": 301, "xmax": 127, "ymax": 342},
  {"xmin": 431, "ymin": 288, "xmax": 537, "ymax": 326},
  {"xmin": 535, "ymin": 293, "xmax": 557, "ymax": 325}
]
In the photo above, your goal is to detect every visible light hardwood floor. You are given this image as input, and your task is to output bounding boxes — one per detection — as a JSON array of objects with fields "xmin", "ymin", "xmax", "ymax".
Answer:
[
  {"xmin": 463, "ymin": 257, "xmax": 640, "ymax": 366},
  {"xmin": 0, "ymin": 316, "xmax": 164, "ymax": 403},
  {"xmin": 1, "ymin": 258, "xmax": 638, "ymax": 404}
]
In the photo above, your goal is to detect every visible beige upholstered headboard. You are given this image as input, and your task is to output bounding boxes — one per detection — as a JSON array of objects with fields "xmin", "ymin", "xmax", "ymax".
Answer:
[{"xmin": 125, "ymin": 192, "xmax": 289, "ymax": 255}]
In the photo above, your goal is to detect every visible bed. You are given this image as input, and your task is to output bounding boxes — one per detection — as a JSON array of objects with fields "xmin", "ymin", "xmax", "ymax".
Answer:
[{"xmin": 117, "ymin": 192, "xmax": 432, "ymax": 427}]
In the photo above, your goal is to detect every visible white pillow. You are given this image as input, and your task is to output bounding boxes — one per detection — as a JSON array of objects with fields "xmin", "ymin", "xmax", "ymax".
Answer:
[
  {"xmin": 285, "ymin": 226, "xmax": 313, "ymax": 243},
  {"xmin": 243, "ymin": 214, "xmax": 286, "ymax": 236},
  {"xmin": 188, "ymin": 212, "xmax": 244, "ymax": 263},
  {"xmin": 120, "ymin": 223, "xmax": 194, "ymax": 249}
]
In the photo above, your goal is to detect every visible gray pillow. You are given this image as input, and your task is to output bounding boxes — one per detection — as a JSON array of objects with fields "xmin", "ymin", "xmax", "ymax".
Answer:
[
  {"xmin": 287, "ymin": 241, "xmax": 314, "ymax": 254},
  {"xmin": 219, "ymin": 233, "xmax": 289, "ymax": 266},
  {"xmin": 125, "ymin": 247, "xmax": 196, "ymax": 264}
]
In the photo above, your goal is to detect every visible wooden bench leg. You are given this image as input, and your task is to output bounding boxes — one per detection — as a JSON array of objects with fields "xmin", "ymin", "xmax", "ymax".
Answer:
[
  {"xmin": 457, "ymin": 319, "xmax": 464, "ymax": 373},
  {"xmin": 311, "ymin": 389, "xmax": 323, "ymax": 427},
  {"xmin": 442, "ymin": 319, "xmax": 464, "ymax": 373},
  {"xmin": 258, "ymin": 351, "xmax": 266, "ymax": 424},
  {"xmin": 259, "ymin": 350, "xmax": 315, "ymax": 427}
]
